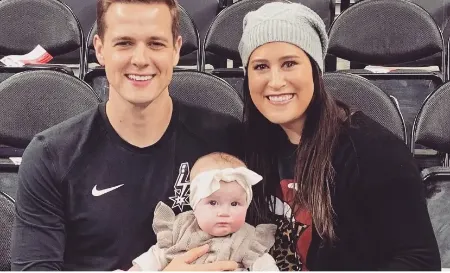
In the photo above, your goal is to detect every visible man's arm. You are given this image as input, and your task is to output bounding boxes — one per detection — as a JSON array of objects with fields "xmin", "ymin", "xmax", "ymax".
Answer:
[{"xmin": 11, "ymin": 136, "xmax": 65, "ymax": 270}]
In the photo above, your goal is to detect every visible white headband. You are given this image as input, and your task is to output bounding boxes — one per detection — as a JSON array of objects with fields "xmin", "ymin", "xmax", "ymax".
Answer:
[{"xmin": 189, "ymin": 167, "xmax": 263, "ymax": 210}]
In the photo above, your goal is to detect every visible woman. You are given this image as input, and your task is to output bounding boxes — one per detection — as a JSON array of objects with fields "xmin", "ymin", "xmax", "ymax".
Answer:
[{"xmin": 238, "ymin": 2, "xmax": 441, "ymax": 271}]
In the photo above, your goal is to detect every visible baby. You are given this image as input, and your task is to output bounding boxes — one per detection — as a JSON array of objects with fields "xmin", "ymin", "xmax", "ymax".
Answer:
[{"xmin": 129, "ymin": 152, "xmax": 278, "ymax": 271}]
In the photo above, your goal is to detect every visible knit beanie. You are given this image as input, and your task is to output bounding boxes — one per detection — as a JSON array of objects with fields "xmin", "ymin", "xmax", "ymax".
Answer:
[{"xmin": 238, "ymin": 1, "xmax": 329, "ymax": 73}]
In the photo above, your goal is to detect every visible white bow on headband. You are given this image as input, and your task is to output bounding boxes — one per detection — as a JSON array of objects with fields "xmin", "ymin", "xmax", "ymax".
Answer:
[{"xmin": 189, "ymin": 167, "xmax": 263, "ymax": 210}]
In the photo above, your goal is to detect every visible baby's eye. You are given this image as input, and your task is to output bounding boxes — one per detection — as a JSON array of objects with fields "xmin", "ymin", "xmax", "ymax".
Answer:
[
  {"xmin": 209, "ymin": 200, "xmax": 217, "ymax": 206},
  {"xmin": 231, "ymin": 202, "xmax": 239, "ymax": 206}
]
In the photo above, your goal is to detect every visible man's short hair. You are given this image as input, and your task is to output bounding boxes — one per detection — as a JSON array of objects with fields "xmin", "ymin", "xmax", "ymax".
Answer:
[{"xmin": 97, "ymin": 0, "xmax": 180, "ymax": 43}]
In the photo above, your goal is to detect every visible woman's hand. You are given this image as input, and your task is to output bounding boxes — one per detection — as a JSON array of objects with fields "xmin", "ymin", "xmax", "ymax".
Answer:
[{"xmin": 163, "ymin": 245, "xmax": 238, "ymax": 271}]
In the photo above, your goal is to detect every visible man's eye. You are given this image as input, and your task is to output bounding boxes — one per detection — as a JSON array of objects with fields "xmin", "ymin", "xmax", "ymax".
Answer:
[
  {"xmin": 115, "ymin": 41, "xmax": 132, "ymax": 47},
  {"xmin": 150, "ymin": 42, "xmax": 165, "ymax": 48}
]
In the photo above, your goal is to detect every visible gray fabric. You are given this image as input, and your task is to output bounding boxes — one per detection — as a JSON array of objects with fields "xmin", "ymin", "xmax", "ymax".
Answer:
[
  {"xmin": 426, "ymin": 180, "xmax": 450, "ymax": 268},
  {"xmin": 323, "ymin": 72, "xmax": 406, "ymax": 141},
  {"xmin": 0, "ymin": 172, "xmax": 18, "ymax": 201},
  {"xmin": 177, "ymin": 0, "xmax": 219, "ymax": 41},
  {"xmin": 238, "ymin": 2, "xmax": 328, "ymax": 72},
  {"xmin": 152, "ymin": 202, "xmax": 276, "ymax": 269},
  {"xmin": 0, "ymin": 70, "xmax": 100, "ymax": 148},
  {"xmin": 353, "ymin": 0, "xmax": 450, "ymax": 68},
  {"xmin": 168, "ymin": 71, "xmax": 244, "ymax": 121},
  {"xmin": 328, "ymin": 0, "xmax": 443, "ymax": 66},
  {"xmin": 53, "ymin": 0, "xmax": 96, "ymax": 63},
  {"xmin": 0, "ymin": 0, "xmax": 82, "ymax": 57},
  {"xmin": 369, "ymin": 76, "xmax": 439, "ymax": 142},
  {"xmin": 204, "ymin": 0, "xmax": 290, "ymax": 65},
  {"xmin": 61, "ymin": 0, "xmax": 96, "ymax": 35},
  {"xmin": 414, "ymin": 80, "xmax": 450, "ymax": 154},
  {"xmin": 0, "ymin": 192, "xmax": 14, "ymax": 271}
]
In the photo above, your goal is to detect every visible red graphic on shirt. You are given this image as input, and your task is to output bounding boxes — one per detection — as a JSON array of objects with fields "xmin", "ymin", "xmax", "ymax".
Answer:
[{"xmin": 279, "ymin": 179, "xmax": 312, "ymax": 271}]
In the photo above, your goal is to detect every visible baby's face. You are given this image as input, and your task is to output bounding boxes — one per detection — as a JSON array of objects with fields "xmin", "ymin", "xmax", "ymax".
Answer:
[{"xmin": 194, "ymin": 181, "xmax": 248, "ymax": 237}]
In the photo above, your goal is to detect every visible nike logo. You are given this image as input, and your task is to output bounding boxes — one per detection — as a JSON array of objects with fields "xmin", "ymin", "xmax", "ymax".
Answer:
[{"xmin": 92, "ymin": 184, "xmax": 124, "ymax": 197}]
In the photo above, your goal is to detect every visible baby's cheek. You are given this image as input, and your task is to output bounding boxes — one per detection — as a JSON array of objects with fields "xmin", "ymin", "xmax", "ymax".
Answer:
[
  {"xmin": 231, "ymin": 208, "xmax": 248, "ymax": 231},
  {"xmin": 198, "ymin": 217, "xmax": 216, "ymax": 234}
]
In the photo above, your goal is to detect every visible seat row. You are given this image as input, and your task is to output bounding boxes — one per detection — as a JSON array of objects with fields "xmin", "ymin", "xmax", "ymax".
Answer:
[
  {"xmin": 0, "ymin": 0, "xmax": 334, "ymax": 75},
  {"xmin": 0, "ymin": 69, "xmax": 447, "ymax": 164},
  {"xmin": 0, "ymin": 0, "xmax": 448, "ymax": 136},
  {"xmin": 0, "ymin": 0, "xmax": 448, "ymax": 73},
  {"xmin": 1, "ymin": 68, "xmax": 450, "ymax": 270}
]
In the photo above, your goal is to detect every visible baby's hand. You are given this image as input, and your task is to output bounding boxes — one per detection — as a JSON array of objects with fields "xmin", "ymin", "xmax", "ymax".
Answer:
[{"xmin": 163, "ymin": 245, "xmax": 238, "ymax": 271}]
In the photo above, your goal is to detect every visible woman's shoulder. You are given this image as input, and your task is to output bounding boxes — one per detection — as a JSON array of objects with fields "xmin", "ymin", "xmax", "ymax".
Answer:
[
  {"xmin": 335, "ymin": 111, "xmax": 418, "ymax": 180},
  {"xmin": 341, "ymin": 111, "xmax": 408, "ymax": 153},
  {"xmin": 344, "ymin": 111, "xmax": 404, "ymax": 146}
]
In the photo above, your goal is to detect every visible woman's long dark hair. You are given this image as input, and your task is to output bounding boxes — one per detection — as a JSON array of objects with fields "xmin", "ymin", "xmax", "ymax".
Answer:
[{"xmin": 244, "ymin": 57, "xmax": 350, "ymax": 243}]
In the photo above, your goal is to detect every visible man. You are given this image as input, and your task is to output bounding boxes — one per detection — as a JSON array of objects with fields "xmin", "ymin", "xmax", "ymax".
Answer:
[{"xmin": 11, "ymin": 0, "xmax": 240, "ymax": 270}]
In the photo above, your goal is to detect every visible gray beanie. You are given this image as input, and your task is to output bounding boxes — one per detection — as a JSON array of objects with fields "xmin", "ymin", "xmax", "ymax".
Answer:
[{"xmin": 238, "ymin": 2, "xmax": 329, "ymax": 73}]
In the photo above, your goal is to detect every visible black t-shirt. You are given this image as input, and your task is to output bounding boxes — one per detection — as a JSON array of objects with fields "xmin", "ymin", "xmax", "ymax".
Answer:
[
  {"xmin": 272, "ymin": 112, "xmax": 441, "ymax": 271},
  {"xmin": 11, "ymin": 100, "xmax": 242, "ymax": 271}
]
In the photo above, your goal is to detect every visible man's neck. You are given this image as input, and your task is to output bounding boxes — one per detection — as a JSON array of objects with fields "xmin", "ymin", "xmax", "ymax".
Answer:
[{"xmin": 106, "ymin": 92, "xmax": 174, "ymax": 148}]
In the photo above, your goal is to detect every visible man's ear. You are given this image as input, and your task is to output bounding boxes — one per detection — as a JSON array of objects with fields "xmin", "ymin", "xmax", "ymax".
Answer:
[
  {"xmin": 172, "ymin": 35, "xmax": 183, "ymax": 66},
  {"xmin": 93, "ymin": 34, "xmax": 105, "ymax": 66}
]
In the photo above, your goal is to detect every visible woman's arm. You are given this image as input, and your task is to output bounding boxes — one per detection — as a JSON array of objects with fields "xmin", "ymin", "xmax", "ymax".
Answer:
[{"xmin": 358, "ymin": 131, "xmax": 441, "ymax": 270}]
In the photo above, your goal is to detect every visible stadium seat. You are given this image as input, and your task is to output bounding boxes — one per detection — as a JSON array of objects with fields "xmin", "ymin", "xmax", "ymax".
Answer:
[
  {"xmin": 340, "ymin": 0, "xmax": 351, "ymax": 11},
  {"xmin": 177, "ymin": 0, "xmax": 223, "ymax": 68},
  {"xmin": 352, "ymin": 0, "xmax": 450, "ymax": 71},
  {"xmin": 405, "ymin": 73, "xmax": 450, "ymax": 268},
  {"xmin": 83, "ymin": 68, "xmax": 109, "ymax": 102},
  {"xmin": 54, "ymin": 0, "xmax": 97, "ymax": 65},
  {"xmin": 324, "ymin": 72, "xmax": 406, "ymax": 142},
  {"xmin": 84, "ymin": 69, "xmax": 243, "ymax": 121},
  {"xmin": 327, "ymin": 0, "xmax": 445, "ymax": 144},
  {"xmin": 216, "ymin": 0, "xmax": 335, "ymax": 31},
  {"xmin": 0, "ymin": 70, "xmax": 100, "ymax": 150},
  {"xmin": 202, "ymin": 0, "xmax": 289, "ymax": 95},
  {"xmin": 169, "ymin": 70, "xmax": 243, "ymax": 121},
  {"xmin": 0, "ymin": 164, "xmax": 19, "ymax": 201},
  {"xmin": 0, "ymin": 70, "xmax": 100, "ymax": 199},
  {"xmin": 0, "ymin": 0, "xmax": 86, "ymax": 78},
  {"xmin": 411, "ymin": 81, "xmax": 450, "ymax": 167},
  {"xmin": 0, "ymin": 66, "xmax": 73, "ymax": 87},
  {"xmin": 202, "ymin": 0, "xmax": 334, "ymax": 97},
  {"xmin": 422, "ymin": 168, "xmax": 450, "ymax": 268},
  {"xmin": 0, "ymin": 191, "xmax": 14, "ymax": 271},
  {"xmin": 61, "ymin": 0, "xmax": 96, "ymax": 37},
  {"xmin": 85, "ymin": 4, "xmax": 201, "ymax": 71}
]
